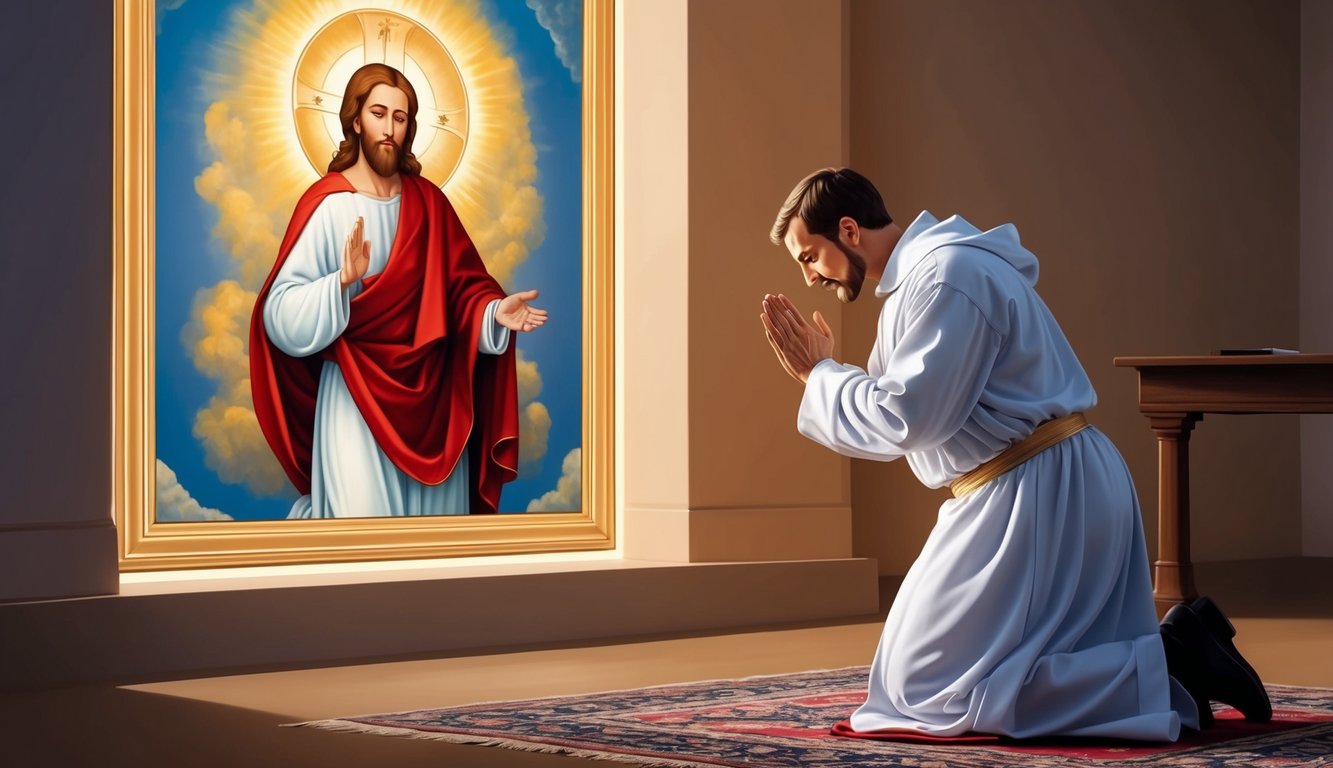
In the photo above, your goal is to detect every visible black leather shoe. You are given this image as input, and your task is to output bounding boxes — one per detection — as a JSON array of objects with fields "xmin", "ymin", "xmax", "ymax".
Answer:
[
  {"xmin": 1190, "ymin": 596, "xmax": 1267, "ymax": 695},
  {"xmin": 1191, "ymin": 596, "xmax": 1236, "ymax": 640},
  {"xmin": 1191, "ymin": 691, "xmax": 1215, "ymax": 729},
  {"xmin": 1161, "ymin": 603, "xmax": 1271, "ymax": 723}
]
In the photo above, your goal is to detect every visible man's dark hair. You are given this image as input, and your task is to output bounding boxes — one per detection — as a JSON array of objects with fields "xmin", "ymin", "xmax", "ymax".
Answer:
[{"xmin": 769, "ymin": 167, "xmax": 892, "ymax": 246}]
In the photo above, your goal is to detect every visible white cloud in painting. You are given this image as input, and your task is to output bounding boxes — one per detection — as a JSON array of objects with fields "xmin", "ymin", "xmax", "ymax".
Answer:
[
  {"xmin": 156, "ymin": 459, "xmax": 234, "ymax": 521},
  {"xmin": 526, "ymin": 0, "xmax": 582, "ymax": 83},
  {"xmin": 157, "ymin": 0, "xmax": 187, "ymax": 35},
  {"xmin": 526, "ymin": 448, "xmax": 580, "ymax": 512}
]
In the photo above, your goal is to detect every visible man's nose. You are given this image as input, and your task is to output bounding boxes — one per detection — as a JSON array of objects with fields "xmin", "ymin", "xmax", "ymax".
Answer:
[{"xmin": 801, "ymin": 264, "xmax": 817, "ymax": 286}]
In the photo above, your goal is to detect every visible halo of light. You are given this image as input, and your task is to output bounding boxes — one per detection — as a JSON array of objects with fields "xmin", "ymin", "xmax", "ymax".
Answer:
[
  {"xmin": 293, "ymin": 9, "xmax": 464, "ymax": 183},
  {"xmin": 209, "ymin": 0, "xmax": 535, "ymax": 212}
]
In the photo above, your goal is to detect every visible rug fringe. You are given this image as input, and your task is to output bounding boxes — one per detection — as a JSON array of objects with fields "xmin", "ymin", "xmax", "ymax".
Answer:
[{"xmin": 285, "ymin": 719, "xmax": 726, "ymax": 768}]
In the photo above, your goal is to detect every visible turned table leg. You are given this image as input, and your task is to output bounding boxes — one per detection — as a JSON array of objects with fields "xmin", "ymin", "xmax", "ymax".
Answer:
[{"xmin": 1148, "ymin": 413, "xmax": 1201, "ymax": 619}]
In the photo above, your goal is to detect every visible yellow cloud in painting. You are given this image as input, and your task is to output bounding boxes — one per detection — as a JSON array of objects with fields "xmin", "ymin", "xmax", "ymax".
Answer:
[
  {"xmin": 519, "ymin": 401, "xmax": 551, "ymax": 479},
  {"xmin": 182, "ymin": 280, "xmax": 253, "ymax": 384},
  {"xmin": 514, "ymin": 349, "xmax": 550, "ymax": 477},
  {"xmin": 202, "ymin": 101, "xmax": 246, "ymax": 165},
  {"xmin": 192, "ymin": 378, "xmax": 290, "ymax": 496},
  {"xmin": 450, "ymin": 108, "xmax": 546, "ymax": 288},
  {"xmin": 514, "ymin": 349, "xmax": 542, "ymax": 408},
  {"xmin": 194, "ymin": 103, "xmax": 282, "ymax": 290},
  {"xmin": 182, "ymin": 280, "xmax": 286, "ymax": 497}
]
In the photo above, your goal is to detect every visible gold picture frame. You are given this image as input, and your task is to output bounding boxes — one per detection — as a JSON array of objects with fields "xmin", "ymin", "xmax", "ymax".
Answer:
[{"xmin": 113, "ymin": 0, "xmax": 614, "ymax": 571}]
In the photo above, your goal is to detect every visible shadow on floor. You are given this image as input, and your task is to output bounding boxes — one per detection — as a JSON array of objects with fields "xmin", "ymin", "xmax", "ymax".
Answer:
[{"xmin": 4, "ymin": 685, "xmax": 591, "ymax": 768}]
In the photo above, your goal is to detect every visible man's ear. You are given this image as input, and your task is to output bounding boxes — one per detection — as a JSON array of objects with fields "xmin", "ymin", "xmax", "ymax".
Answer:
[{"xmin": 839, "ymin": 216, "xmax": 861, "ymax": 246}]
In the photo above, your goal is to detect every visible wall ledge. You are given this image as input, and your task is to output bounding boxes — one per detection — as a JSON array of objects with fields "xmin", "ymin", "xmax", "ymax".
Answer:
[{"xmin": 1, "ymin": 556, "xmax": 877, "ymax": 690}]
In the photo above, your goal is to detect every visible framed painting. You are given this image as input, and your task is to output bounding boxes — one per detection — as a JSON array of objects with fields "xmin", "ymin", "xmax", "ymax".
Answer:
[{"xmin": 114, "ymin": 0, "xmax": 613, "ymax": 570}]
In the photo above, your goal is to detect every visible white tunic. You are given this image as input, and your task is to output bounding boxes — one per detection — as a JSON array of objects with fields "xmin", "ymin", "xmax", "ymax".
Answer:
[
  {"xmin": 263, "ymin": 191, "xmax": 510, "ymax": 519},
  {"xmin": 799, "ymin": 211, "xmax": 1194, "ymax": 741}
]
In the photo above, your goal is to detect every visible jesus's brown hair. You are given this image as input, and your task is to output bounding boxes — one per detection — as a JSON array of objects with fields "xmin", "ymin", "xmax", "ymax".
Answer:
[{"xmin": 327, "ymin": 63, "xmax": 422, "ymax": 176}]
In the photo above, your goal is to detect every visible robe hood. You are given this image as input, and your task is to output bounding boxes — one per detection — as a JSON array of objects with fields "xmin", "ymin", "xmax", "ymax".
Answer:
[{"xmin": 877, "ymin": 211, "xmax": 1039, "ymax": 298}]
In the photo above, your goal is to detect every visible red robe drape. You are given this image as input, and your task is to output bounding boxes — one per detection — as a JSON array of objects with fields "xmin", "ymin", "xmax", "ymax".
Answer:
[{"xmin": 249, "ymin": 172, "xmax": 519, "ymax": 514}]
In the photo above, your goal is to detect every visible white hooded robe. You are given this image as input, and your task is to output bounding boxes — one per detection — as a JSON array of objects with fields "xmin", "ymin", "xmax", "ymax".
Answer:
[{"xmin": 799, "ymin": 211, "xmax": 1195, "ymax": 740}]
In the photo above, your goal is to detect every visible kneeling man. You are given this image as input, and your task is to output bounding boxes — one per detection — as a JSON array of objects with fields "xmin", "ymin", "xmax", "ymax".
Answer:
[{"xmin": 761, "ymin": 167, "xmax": 1270, "ymax": 740}]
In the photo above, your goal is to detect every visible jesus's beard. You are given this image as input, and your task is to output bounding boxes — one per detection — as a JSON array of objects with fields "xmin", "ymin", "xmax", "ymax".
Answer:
[{"xmin": 362, "ymin": 133, "xmax": 402, "ymax": 178}]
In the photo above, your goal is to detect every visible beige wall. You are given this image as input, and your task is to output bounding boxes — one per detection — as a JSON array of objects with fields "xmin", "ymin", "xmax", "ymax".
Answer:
[
  {"xmin": 1, "ymin": 0, "xmax": 862, "ymax": 603},
  {"xmin": 0, "ymin": 0, "xmax": 867, "ymax": 600},
  {"xmin": 847, "ymin": 0, "xmax": 1303, "ymax": 574},
  {"xmin": 621, "ymin": 0, "xmax": 693, "ymax": 556},
  {"xmin": 0, "ymin": 0, "xmax": 1316, "ymax": 597},
  {"xmin": 625, "ymin": 0, "xmax": 856, "ymax": 561},
  {"xmin": 1301, "ymin": 0, "xmax": 1333, "ymax": 557},
  {"xmin": 0, "ymin": 0, "xmax": 880, "ymax": 680}
]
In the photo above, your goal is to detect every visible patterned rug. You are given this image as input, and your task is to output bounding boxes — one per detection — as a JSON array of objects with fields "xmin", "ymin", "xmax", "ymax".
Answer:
[{"xmin": 289, "ymin": 666, "xmax": 1333, "ymax": 767}]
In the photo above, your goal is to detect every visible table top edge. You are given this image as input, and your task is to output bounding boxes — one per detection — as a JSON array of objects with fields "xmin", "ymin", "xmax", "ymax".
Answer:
[{"xmin": 1114, "ymin": 354, "xmax": 1333, "ymax": 367}]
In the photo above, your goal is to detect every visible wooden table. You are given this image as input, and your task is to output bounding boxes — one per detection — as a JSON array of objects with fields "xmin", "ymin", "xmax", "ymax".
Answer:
[{"xmin": 1114, "ymin": 354, "xmax": 1333, "ymax": 616}]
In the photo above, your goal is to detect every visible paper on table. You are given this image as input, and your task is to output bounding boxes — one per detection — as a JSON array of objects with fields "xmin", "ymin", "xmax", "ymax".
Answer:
[{"xmin": 1214, "ymin": 348, "xmax": 1301, "ymax": 355}]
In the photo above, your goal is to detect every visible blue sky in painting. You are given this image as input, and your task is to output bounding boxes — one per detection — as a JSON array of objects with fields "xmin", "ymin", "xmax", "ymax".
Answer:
[{"xmin": 154, "ymin": 0, "xmax": 583, "ymax": 520}]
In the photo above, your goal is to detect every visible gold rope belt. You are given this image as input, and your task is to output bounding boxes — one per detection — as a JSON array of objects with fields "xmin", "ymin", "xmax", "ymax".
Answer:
[{"xmin": 949, "ymin": 413, "xmax": 1089, "ymax": 498}]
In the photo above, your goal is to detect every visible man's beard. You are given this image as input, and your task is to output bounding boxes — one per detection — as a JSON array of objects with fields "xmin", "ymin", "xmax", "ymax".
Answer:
[
  {"xmin": 362, "ymin": 132, "xmax": 401, "ymax": 178},
  {"xmin": 828, "ymin": 238, "xmax": 869, "ymax": 303}
]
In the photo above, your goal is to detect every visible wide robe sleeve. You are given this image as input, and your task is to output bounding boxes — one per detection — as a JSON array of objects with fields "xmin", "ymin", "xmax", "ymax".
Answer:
[
  {"xmin": 797, "ymin": 283, "xmax": 1002, "ymax": 461},
  {"xmin": 262, "ymin": 204, "xmax": 353, "ymax": 357}
]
